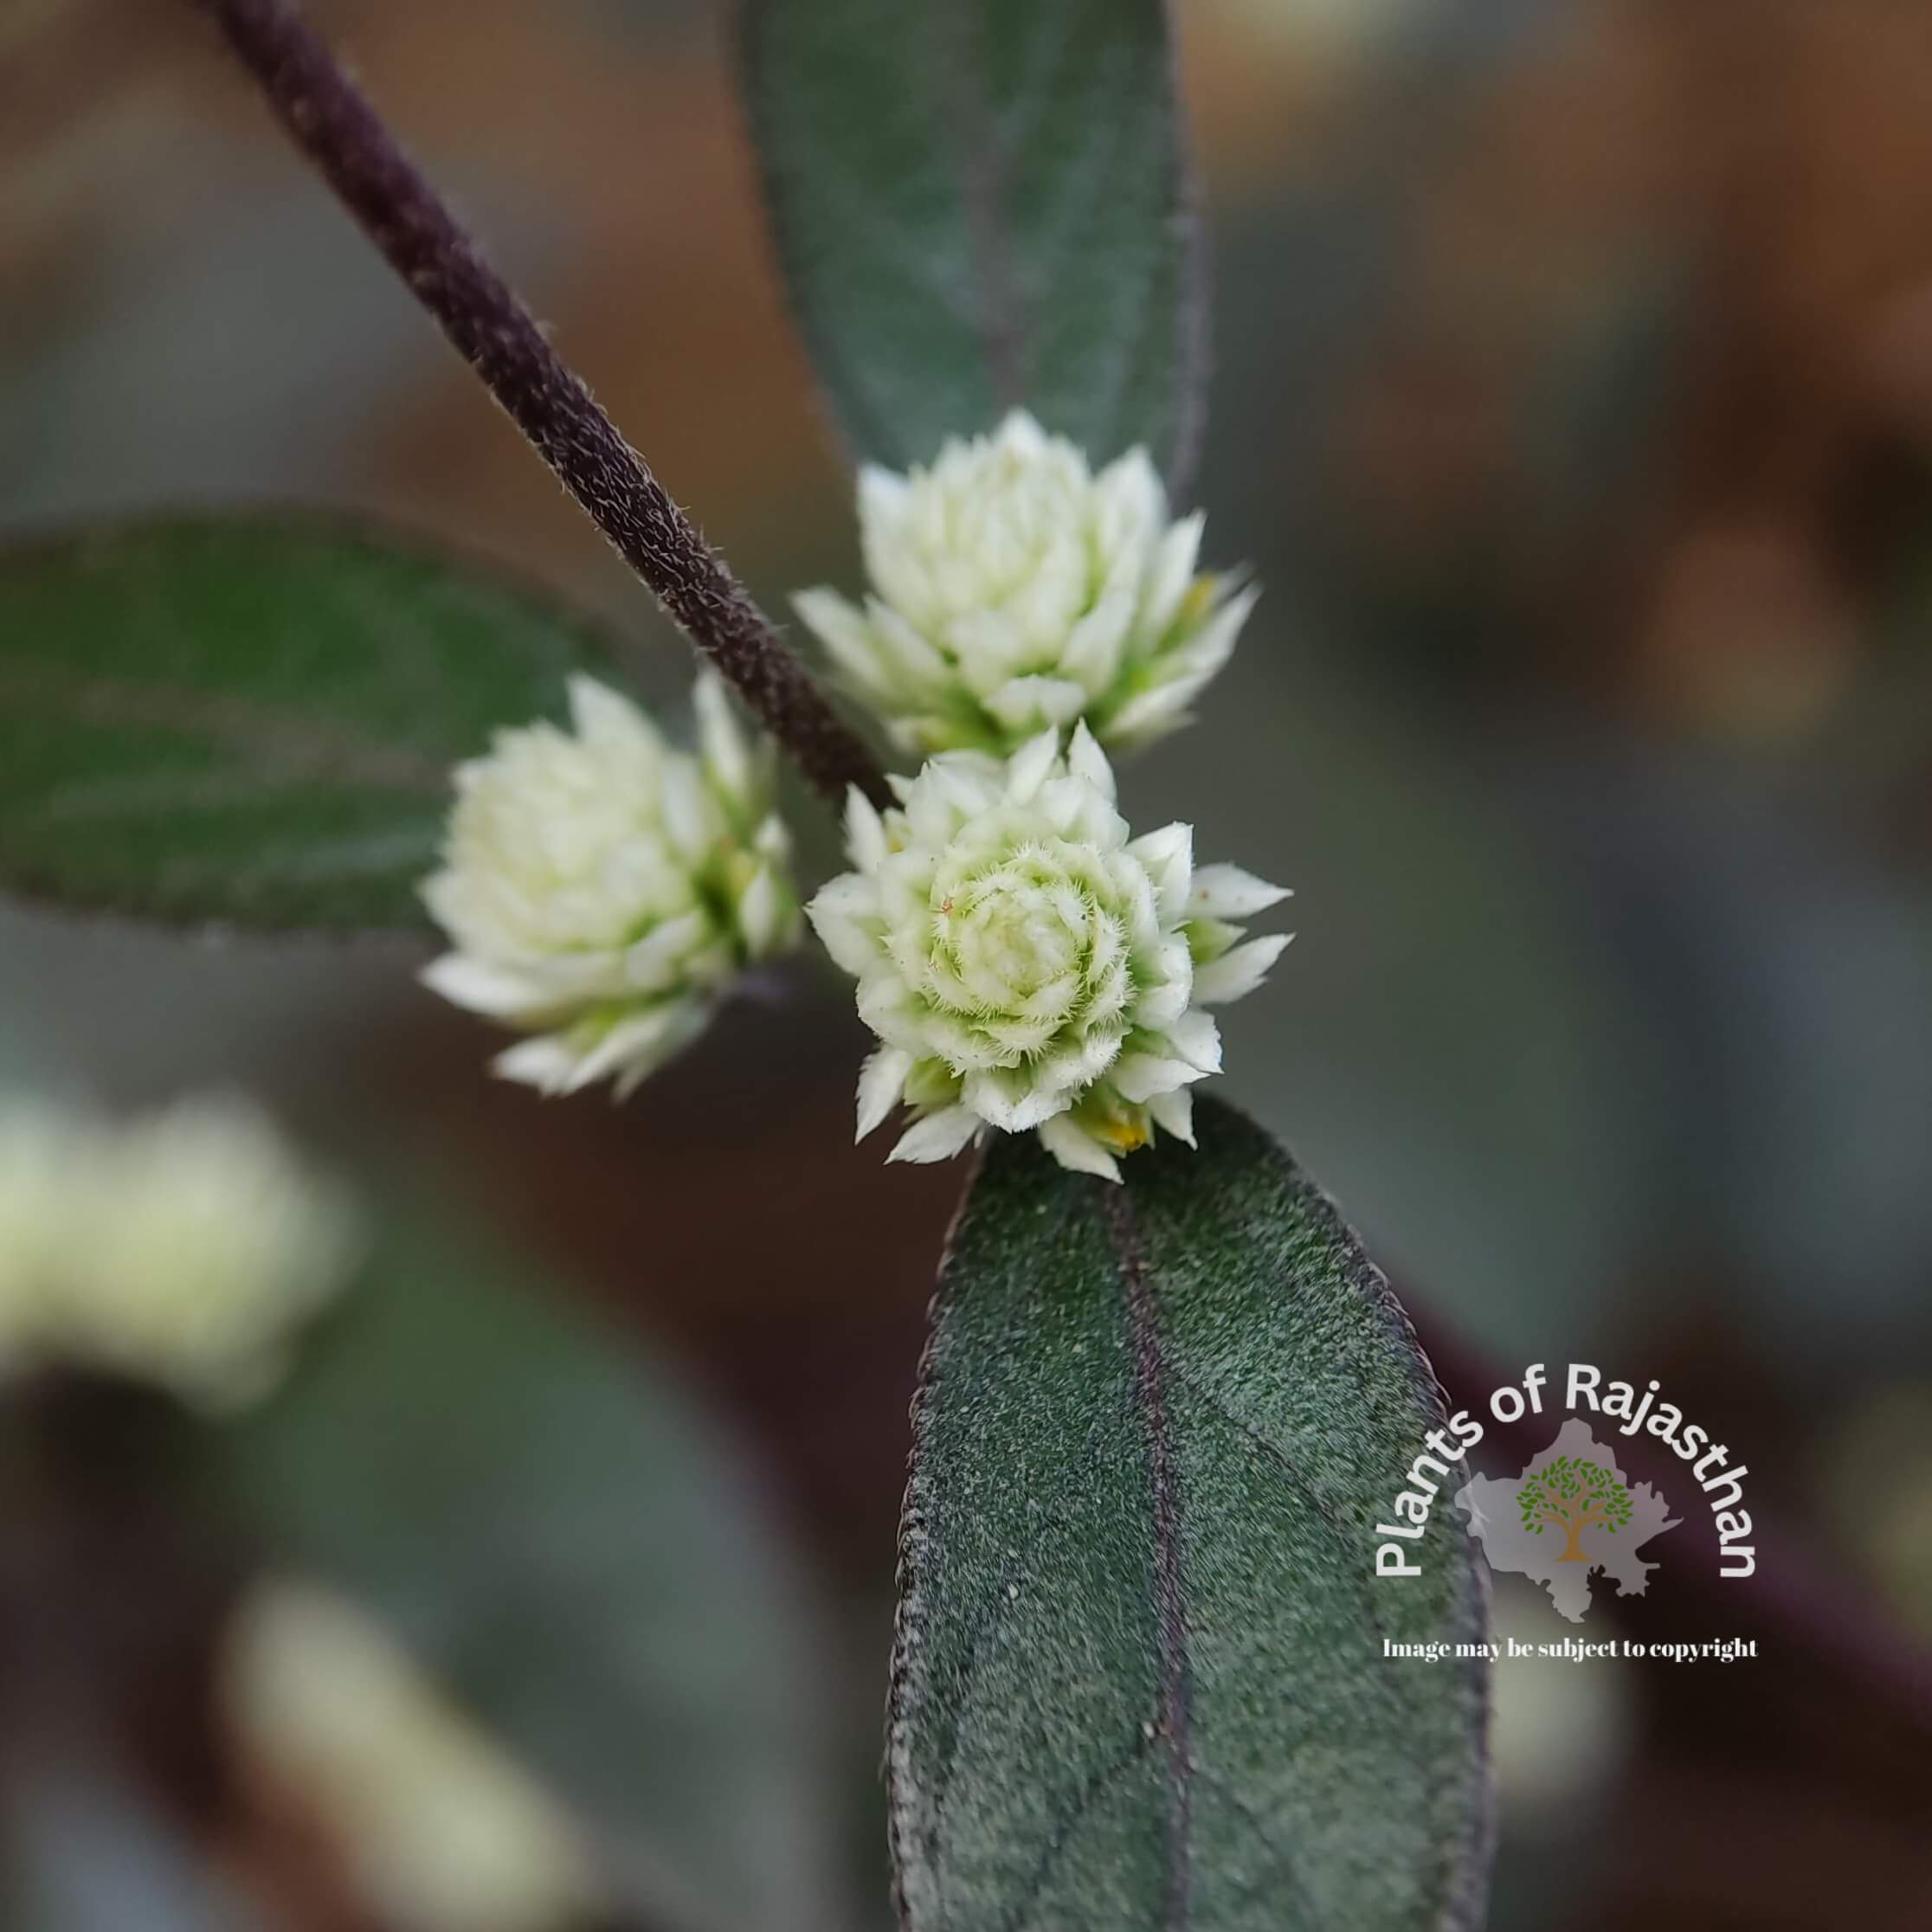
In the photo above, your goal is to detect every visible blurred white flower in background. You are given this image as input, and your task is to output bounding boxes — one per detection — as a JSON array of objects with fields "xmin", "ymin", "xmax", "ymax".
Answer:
[
  {"xmin": 808, "ymin": 724, "xmax": 1290, "ymax": 1180},
  {"xmin": 0, "ymin": 1095, "xmax": 361, "ymax": 1410},
  {"xmin": 422, "ymin": 673, "xmax": 799, "ymax": 1099},
  {"xmin": 224, "ymin": 1578, "xmax": 608, "ymax": 1932},
  {"xmin": 1486, "ymin": 1594, "xmax": 1634, "ymax": 1819},
  {"xmin": 795, "ymin": 410, "xmax": 1255, "ymax": 757}
]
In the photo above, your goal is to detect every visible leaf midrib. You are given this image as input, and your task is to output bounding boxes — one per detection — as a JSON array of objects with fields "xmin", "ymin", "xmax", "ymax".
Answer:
[
  {"xmin": 1102, "ymin": 1181, "xmax": 1194, "ymax": 1932},
  {"xmin": 0, "ymin": 660, "xmax": 449, "ymax": 795},
  {"xmin": 937, "ymin": 0, "xmax": 1026, "ymax": 416}
]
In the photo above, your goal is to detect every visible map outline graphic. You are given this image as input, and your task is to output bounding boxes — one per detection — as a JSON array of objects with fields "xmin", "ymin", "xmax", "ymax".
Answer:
[{"xmin": 1453, "ymin": 1417, "xmax": 1679, "ymax": 1623}]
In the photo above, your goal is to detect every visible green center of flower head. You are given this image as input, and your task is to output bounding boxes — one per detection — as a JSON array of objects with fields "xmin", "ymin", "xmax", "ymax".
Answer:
[{"xmin": 919, "ymin": 835, "xmax": 1132, "ymax": 1069}]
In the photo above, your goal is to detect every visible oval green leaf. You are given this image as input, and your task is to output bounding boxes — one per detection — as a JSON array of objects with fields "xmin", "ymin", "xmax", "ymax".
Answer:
[
  {"xmin": 0, "ymin": 517, "xmax": 617, "ymax": 931},
  {"xmin": 889, "ymin": 1098, "xmax": 1491, "ymax": 1930},
  {"xmin": 739, "ymin": 0, "xmax": 1205, "ymax": 483}
]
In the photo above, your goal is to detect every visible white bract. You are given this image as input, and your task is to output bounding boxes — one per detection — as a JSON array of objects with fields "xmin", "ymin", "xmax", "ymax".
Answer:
[
  {"xmin": 808, "ymin": 724, "xmax": 1290, "ymax": 1181},
  {"xmin": 422, "ymin": 673, "xmax": 799, "ymax": 1099},
  {"xmin": 794, "ymin": 410, "xmax": 1255, "ymax": 757},
  {"xmin": 0, "ymin": 1097, "xmax": 362, "ymax": 1410}
]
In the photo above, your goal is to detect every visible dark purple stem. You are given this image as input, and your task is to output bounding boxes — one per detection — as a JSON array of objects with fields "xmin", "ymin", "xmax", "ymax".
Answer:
[{"xmin": 192, "ymin": 0, "xmax": 889, "ymax": 809}]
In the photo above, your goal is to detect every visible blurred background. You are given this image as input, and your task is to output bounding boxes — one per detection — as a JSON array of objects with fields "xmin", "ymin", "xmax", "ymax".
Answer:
[{"xmin": 3, "ymin": 0, "xmax": 1931, "ymax": 1926}]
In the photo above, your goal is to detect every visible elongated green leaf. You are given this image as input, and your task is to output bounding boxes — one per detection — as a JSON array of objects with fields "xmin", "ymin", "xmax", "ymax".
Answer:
[
  {"xmin": 739, "ymin": 0, "xmax": 1204, "ymax": 482},
  {"xmin": 890, "ymin": 1099, "xmax": 1491, "ymax": 1931},
  {"xmin": 208, "ymin": 1221, "xmax": 842, "ymax": 1932},
  {"xmin": 0, "ymin": 517, "xmax": 615, "ymax": 931}
]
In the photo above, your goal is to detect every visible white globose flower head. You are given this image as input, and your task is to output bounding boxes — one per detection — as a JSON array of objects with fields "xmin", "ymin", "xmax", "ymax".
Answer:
[
  {"xmin": 421, "ymin": 672, "xmax": 800, "ymax": 1099},
  {"xmin": 0, "ymin": 1097, "xmax": 363, "ymax": 1410},
  {"xmin": 794, "ymin": 409, "xmax": 1256, "ymax": 757},
  {"xmin": 808, "ymin": 724, "xmax": 1291, "ymax": 1181}
]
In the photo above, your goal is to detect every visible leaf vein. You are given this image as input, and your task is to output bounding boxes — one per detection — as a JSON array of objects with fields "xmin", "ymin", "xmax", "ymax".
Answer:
[
  {"xmin": 1165, "ymin": 1366, "xmax": 1396, "ymax": 1649},
  {"xmin": 1002, "ymin": 1729, "xmax": 1155, "ymax": 1932}
]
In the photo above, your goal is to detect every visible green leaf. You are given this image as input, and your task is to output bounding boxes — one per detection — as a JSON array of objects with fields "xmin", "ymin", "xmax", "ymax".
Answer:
[
  {"xmin": 206, "ymin": 1219, "xmax": 843, "ymax": 1932},
  {"xmin": 889, "ymin": 1099, "xmax": 1491, "ymax": 1930},
  {"xmin": 0, "ymin": 516, "xmax": 616, "ymax": 931},
  {"xmin": 739, "ymin": 0, "xmax": 1205, "ymax": 483}
]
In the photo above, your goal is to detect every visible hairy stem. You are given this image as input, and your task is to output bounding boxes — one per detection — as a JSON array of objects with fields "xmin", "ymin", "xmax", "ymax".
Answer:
[{"xmin": 191, "ymin": 0, "xmax": 890, "ymax": 808}]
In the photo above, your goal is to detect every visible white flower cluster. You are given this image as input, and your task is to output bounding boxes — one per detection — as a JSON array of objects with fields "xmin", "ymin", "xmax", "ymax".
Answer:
[
  {"xmin": 416, "ymin": 420, "xmax": 1285, "ymax": 1175},
  {"xmin": 795, "ymin": 410, "xmax": 1254, "ymax": 757},
  {"xmin": 421, "ymin": 673, "xmax": 798, "ymax": 1099},
  {"xmin": 0, "ymin": 1097, "xmax": 362, "ymax": 1409},
  {"xmin": 808, "ymin": 726, "xmax": 1289, "ymax": 1181}
]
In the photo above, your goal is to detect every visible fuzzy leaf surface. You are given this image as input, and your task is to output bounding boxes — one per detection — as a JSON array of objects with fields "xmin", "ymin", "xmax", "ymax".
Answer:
[
  {"xmin": 0, "ymin": 518, "xmax": 615, "ymax": 930},
  {"xmin": 890, "ymin": 1098, "xmax": 1491, "ymax": 1931},
  {"xmin": 740, "ymin": 0, "xmax": 1204, "ymax": 483}
]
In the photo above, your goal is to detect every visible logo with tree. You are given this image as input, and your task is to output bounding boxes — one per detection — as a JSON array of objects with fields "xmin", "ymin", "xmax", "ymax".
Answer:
[
  {"xmin": 1515, "ymin": 1453, "xmax": 1635, "ymax": 1562},
  {"xmin": 1457, "ymin": 1420, "xmax": 1678, "ymax": 1620}
]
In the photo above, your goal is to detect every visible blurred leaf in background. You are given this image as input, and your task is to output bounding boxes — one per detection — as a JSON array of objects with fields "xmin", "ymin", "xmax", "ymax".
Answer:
[
  {"xmin": 205, "ymin": 1214, "xmax": 847, "ymax": 1932},
  {"xmin": 0, "ymin": 518, "xmax": 618, "ymax": 931}
]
